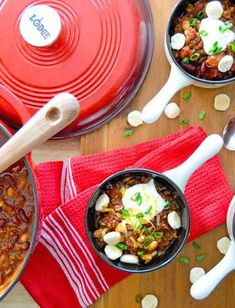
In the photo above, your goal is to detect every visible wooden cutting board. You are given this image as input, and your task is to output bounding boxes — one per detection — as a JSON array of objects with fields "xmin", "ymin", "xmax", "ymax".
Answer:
[{"xmin": 2, "ymin": 0, "xmax": 235, "ymax": 307}]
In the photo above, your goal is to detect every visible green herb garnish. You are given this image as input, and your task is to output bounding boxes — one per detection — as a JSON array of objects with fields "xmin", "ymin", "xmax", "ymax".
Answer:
[
  {"xmin": 189, "ymin": 17, "xmax": 198, "ymax": 27},
  {"xmin": 209, "ymin": 41, "xmax": 223, "ymax": 55},
  {"xmin": 122, "ymin": 209, "xmax": 130, "ymax": 217},
  {"xmin": 182, "ymin": 92, "xmax": 191, "ymax": 101},
  {"xmin": 135, "ymin": 295, "xmax": 143, "ymax": 304},
  {"xmin": 182, "ymin": 57, "xmax": 190, "ymax": 64},
  {"xmin": 219, "ymin": 22, "xmax": 233, "ymax": 33},
  {"xmin": 190, "ymin": 52, "xmax": 201, "ymax": 61},
  {"xmin": 116, "ymin": 243, "xmax": 127, "ymax": 250},
  {"xmin": 179, "ymin": 119, "xmax": 189, "ymax": 126},
  {"xmin": 124, "ymin": 129, "xmax": 134, "ymax": 137},
  {"xmin": 144, "ymin": 227, "xmax": 153, "ymax": 235},
  {"xmin": 153, "ymin": 231, "xmax": 163, "ymax": 239},
  {"xmin": 193, "ymin": 241, "xmax": 202, "ymax": 250},
  {"xmin": 144, "ymin": 236, "xmax": 154, "ymax": 248},
  {"xmin": 231, "ymin": 42, "xmax": 235, "ymax": 53},
  {"xmin": 144, "ymin": 205, "xmax": 152, "ymax": 214},
  {"xmin": 135, "ymin": 220, "xmax": 142, "ymax": 231},
  {"xmin": 197, "ymin": 10, "xmax": 206, "ymax": 20},
  {"xmin": 199, "ymin": 29, "xmax": 208, "ymax": 37},
  {"xmin": 164, "ymin": 201, "xmax": 171, "ymax": 210},
  {"xmin": 199, "ymin": 111, "xmax": 206, "ymax": 120},
  {"xmin": 137, "ymin": 250, "xmax": 144, "ymax": 256},
  {"xmin": 136, "ymin": 212, "xmax": 144, "ymax": 218},
  {"xmin": 196, "ymin": 254, "xmax": 205, "ymax": 261},
  {"xmin": 131, "ymin": 192, "xmax": 142, "ymax": 206},
  {"xmin": 179, "ymin": 257, "xmax": 190, "ymax": 264}
]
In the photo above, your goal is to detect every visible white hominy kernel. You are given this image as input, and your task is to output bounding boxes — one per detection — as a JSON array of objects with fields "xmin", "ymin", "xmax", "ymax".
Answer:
[
  {"xmin": 120, "ymin": 254, "xmax": 139, "ymax": 264},
  {"xmin": 103, "ymin": 231, "xmax": 121, "ymax": 245},
  {"xmin": 214, "ymin": 94, "xmax": 230, "ymax": 111},
  {"xmin": 141, "ymin": 294, "xmax": 159, "ymax": 308},
  {"xmin": 217, "ymin": 237, "xmax": 231, "ymax": 255},
  {"xmin": 167, "ymin": 211, "xmax": 181, "ymax": 229},
  {"xmin": 104, "ymin": 245, "xmax": 123, "ymax": 260},
  {"xmin": 218, "ymin": 55, "xmax": 233, "ymax": 73},
  {"xmin": 127, "ymin": 110, "xmax": 143, "ymax": 127},
  {"xmin": 190, "ymin": 267, "xmax": 206, "ymax": 284},
  {"xmin": 164, "ymin": 102, "xmax": 181, "ymax": 119},
  {"xmin": 95, "ymin": 193, "xmax": 110, "ymax": 211},
  {"xmin": 171, "ymin": 33, "xmax": 186, "ymax": 50}
]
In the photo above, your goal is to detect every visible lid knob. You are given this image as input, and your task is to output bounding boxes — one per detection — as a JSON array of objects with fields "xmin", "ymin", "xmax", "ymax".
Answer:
[{"xmin": 19, "ymin": 4, "xmax": 62, "ymax": 47}]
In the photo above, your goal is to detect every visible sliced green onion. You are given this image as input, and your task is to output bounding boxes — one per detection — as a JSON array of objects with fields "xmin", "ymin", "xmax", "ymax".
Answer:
[
  {"xmin": 122, "ymin": 209, "xmax": 130, "ymax": 217},
  {"xmin": 189, "ymin": 17, "xmax": 198, "ymax": 27},
  {"xmin": 199, "ymin": 111, "xmax": 206, "ymax": 120},
  {"xmin": 192, "ymin": 241, "xmax": 202, "ymax": 250},
  {"xmin": 199, "ymin": 29, "xmax": 208, "ymax": 37},
  {"xmin": 153, "ymin": 231, "xmax": 163, "ymax": 239},
  {"xmin": 124, "ymin": 129, "xmax": 134, "ymax": 137},
  {"xmin": 144, "ymin": 236, "xmax": 154, "ymax": 248},
  {"xmin": 116, "ymin": 242, "xmax": 127, "ymax": 250},
  {"xmin": 231, "ymin": 42, "xmax": 235, "ymax": 53},
  {"xmin": 197, "ymin": 10, "xmax": 206, "ymax": 20},
  {"xmin": 179, "ymin": 257, "xmax": 190, "ymax": 264},
  {"xmin": 182, "ymin": 92, "xmax": 191, "ymax": 101},
  {"xmin": 182, "ymin": 57, "xmax": 190, "ymax": 64},
  {"xmin": 144, "ymin": 227, "xmax": 153, "ymax": 235},
  {"xmin": 219, "ymin": 22, "xmax": 233, "ymax": 33},
  {"xmin": 196, "ymin": 254, "xmax": 206, "ymax": 261},
  {"xmin": 179, "ymin": 119, "xmax": 189, "ymax": 126},
  {"xmin": 131, "ymin": 192, "xmax": 142, "ymax": 206},
  {"xmin": 136, "ymin": 212, "xmax": 144, "ymax": 218},
  {"xmin": 137, "ymin": 250, "xmax": 144, "ymax": 256},
  {"xmin": 135, "ymin": 220, "xmax": 142, "ymax": 231},
  {"xmin": 144, "ymin": 205, "xmax": 152, "ymax": 214},
  {"xmin": 209, "ymin": 41, "xmax": 223, "ymax": 55},
  {"xmin": 164, "ymin": 201, "xmax": 171, "ymax": 210},
  {"xmin": 190, "ymin": 52, "xmax": 201, "ymax": 61}
]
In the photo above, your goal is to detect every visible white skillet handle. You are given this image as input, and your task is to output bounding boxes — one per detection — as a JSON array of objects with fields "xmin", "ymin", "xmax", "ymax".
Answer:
[
  {"xmin": 0, "ymin": 93, "xmax": 79, "ymax": 173},
  {"xmin": 190, "ymin": 241, "xmax": 235, "ymax": 300},
  {"xmin": 164, "ymin": 134, "xmax": 223, "ymax": 192},
  {"xmin": 141, "ymin": 63, "xmax": 191, "ymax": 124}
]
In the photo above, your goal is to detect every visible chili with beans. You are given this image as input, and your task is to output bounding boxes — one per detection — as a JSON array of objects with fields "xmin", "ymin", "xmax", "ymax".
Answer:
[{"xmin": 0, "ymin": 161, "xmax": 34, "ymax": 290}]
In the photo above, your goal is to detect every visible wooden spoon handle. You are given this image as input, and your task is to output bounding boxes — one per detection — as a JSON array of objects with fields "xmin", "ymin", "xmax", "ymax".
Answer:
[{"xmin": 0, "ymin": 93, "xmax": 79, "ymax": 173}]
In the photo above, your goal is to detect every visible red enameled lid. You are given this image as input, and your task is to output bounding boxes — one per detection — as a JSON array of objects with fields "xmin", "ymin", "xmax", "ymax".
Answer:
[{"xmin": 0, "ymin": 0, "xmax": 154, "ymax": 138}]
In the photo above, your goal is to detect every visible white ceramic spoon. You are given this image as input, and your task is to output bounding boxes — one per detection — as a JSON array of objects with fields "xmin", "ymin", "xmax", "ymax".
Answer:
[
  {"xmin": 190, "ymin": 196, "xmax": 235, "ymax": 300},
  {"xmin": 0, "ymin": 92, "xmax": 79, "ymax": 173}
]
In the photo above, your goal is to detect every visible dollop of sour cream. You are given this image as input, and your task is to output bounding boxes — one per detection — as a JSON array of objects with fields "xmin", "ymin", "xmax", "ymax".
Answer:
[
  {"xmin": 121, "ymin": 179, "xmax": 166, "ymax": 227},
  {"xmin": 199, "ymin": 18, "xmax": 235, "ymax": 55}
]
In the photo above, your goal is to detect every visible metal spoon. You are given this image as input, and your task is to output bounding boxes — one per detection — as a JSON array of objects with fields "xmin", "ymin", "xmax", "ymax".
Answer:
[
  {"xmin": 190, "ymin": 196, "xmax": 235, "ymax": 300},
  {"xmin": 223, "ymin": 117, "xmax": 235, "ymax": 150}
]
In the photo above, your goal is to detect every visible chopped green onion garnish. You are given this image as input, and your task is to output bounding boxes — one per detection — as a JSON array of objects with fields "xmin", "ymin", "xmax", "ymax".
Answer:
[
  {"xmin": 122, "ymin": 209, "xmax": 130, "ymax": 217},
  {"xmin": 190, "ymin": 52, "xmax": 201, "ymax": 61},
  {"xmin": 135, "ymin": 220, "xmax": 142, "ymax": 231},
  {"xmin": 124, "ymin": 128, "xmax": 134, "ymax": 137},
  {"xmin": 219, "ymin": 22, "xmax": 233, "ymax": 33},
  {"xmin": 136, "ymin": 212, "xmax": 144, "ymax": 218},
  {"xmin": 153, "ymin": 231, "xmax": 163, "ymax": 239},
  {"xmin": 182, "ymin": 92, "xmax": 191, "ymax": 101},
  {"xmin": 193, "ymin": 241, "xmax": 202, "ymax": 250},
  {"xmin": 189, "ymin": 18, "xmax": 198, "ymax": 27},
  {"xmin": 199, "ymin": 111, "xmax": 206, "ymax": 120},
  {"xmin": 179, "ymin": 257, "xmax": 190, "ymax": 264},
  {"xmin": 231, "ymin": 42, "xmax": 235, "ymax": 53},
  {"xmin": 144, "ymin": 227, "xmax": 153, "ymax": 235},
  {"xmin": 182, "ymin": 57, "xmax": 190, "ymax": 64},
  {"xmin": 144, "ymin": 236, "xmax": 154, "ymax": 248},
  {"xmin": 179, "ymin": 119, "xmax": 189, "ymax": 126},
  {"xmin": 209, "ymin": 41, "xmax": 223, "ymax": 55},
  {"xmin": 116, "ymin": 243, "xmax": 127, "ymax": 250},
  {"xmin": 199, "ymin": 29, "xmax": 208, "ymax": 37},
  {"xmin": 135, "ymin": 295, "xmax": 143, "ymax": 304},
  {"xmin": 137, "ymin": 250, "xmax": 144, "ymax": 256},
  {"xmin": 197, "ymin": 10, "xmax": 206, "ymax": 20},
  {"xmin": 196, "ymin": 254, "xmax": 205, "ymax": 261},
  {"xmin": 131, "ymin": 192, "xmax": 142, "ymax": 206},
  {"xmin": 164, "ymin": 201, "xmax": 171, "ymax": 210},
  {"xmin": 144, "ymin": 205, "xmax": 152, "ymax": 214}
]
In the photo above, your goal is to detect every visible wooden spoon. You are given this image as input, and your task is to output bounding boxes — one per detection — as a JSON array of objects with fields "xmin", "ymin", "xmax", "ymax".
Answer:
[{"xmin": 0, "ymin": 92, "xmax": 79, "ymax": 173}]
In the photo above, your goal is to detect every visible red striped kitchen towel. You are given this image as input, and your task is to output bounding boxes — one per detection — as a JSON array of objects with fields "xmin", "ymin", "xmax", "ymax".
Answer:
[{"xmin": 21, "ymin": 126, "xmax": 233, "ymax": 307}]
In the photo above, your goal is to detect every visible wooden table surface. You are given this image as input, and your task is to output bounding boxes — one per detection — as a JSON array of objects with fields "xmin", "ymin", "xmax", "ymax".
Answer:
[{"xmin": 1, "ymin": 0, "xmax": 235, "ymax": 307}]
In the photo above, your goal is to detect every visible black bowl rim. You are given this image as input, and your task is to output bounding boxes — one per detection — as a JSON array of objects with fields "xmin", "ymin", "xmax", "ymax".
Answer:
[
  {"xmin": 0, "ymin": 124, "xmax": 39, "ymax": 301},
  {"xmin": 85, "ymin": 168, "xmax": 190, "ymax": 274},
  {"xmin": 166, "ymin": 0, "xmax": 235, "ymax": 85}
]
